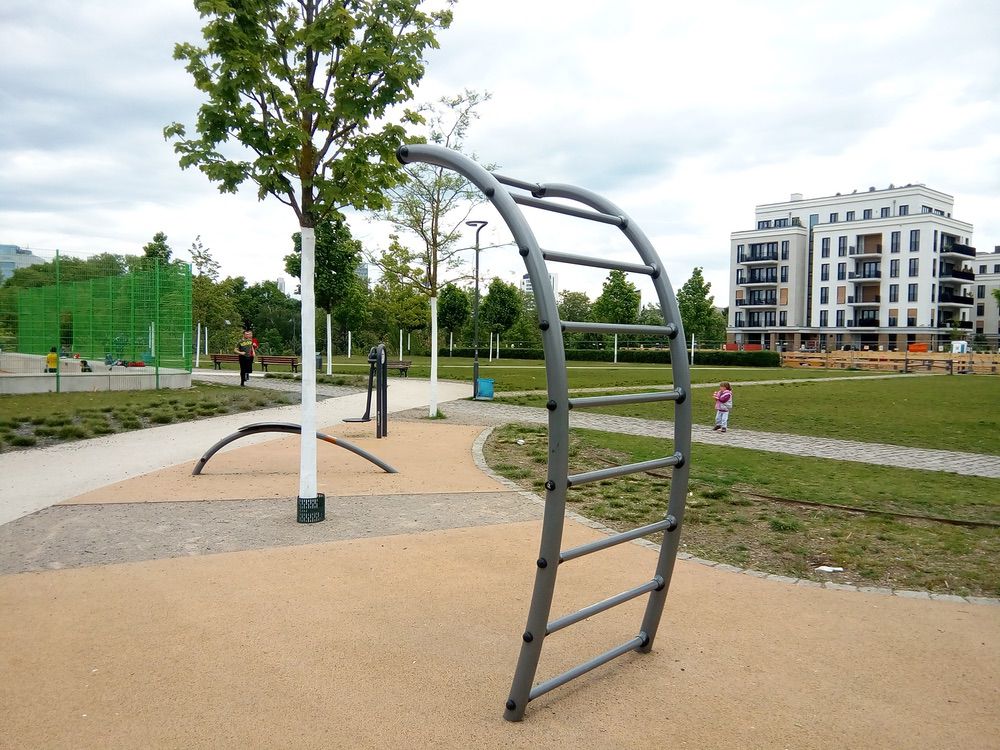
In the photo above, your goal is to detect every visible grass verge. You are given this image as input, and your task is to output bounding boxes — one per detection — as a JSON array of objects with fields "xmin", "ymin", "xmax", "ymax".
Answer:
[
  {"xmin": 484, "ymin": 424, "xmax": 1000, "ymax": 597},
  {"xmin": 0, "ymin": 384, "xmax": 295, "ymax": 452}
]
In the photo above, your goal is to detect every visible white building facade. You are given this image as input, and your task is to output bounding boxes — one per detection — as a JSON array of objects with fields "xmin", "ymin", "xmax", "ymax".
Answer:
[
  {"xmin": 973, "ymin": 246, "xmax": 1000, "ymax": 347},
  {"xmin": 728, "ymin": 185, "xmax": 976, "ymax": 351}
]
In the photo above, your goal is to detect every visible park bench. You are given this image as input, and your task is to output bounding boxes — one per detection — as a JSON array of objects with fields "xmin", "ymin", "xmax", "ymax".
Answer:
[
  {"xmin": 259, "ymin": 355, "xmax": 299, "ymax": 373},
  {"xmin": 211, "ymin": 353, "xmax": 241, "ymax": 369},
  {"xmin": 386, "ymin": 359, "xmax": 412, "ymax": 377}
]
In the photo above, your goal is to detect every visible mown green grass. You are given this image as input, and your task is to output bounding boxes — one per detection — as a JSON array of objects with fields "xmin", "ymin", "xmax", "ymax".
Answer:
[
  {"xmin": 485, "ymin": 424, "xmax": 1000, "ymax": 596},
  {"xmin": 0, "ymin": 384, "xmax": 294, "ymax": 452},
  {"xmin": 321, "ymin": 354, "xmax": 873, "ymax": 391},
  {"xmin": 498, "ymin": 375, "xmax": 1000, "ymax": 455}
]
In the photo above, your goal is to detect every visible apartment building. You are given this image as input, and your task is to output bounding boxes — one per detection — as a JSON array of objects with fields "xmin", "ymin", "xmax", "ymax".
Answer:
[
  {"xmin": 974, "ymin": 246, "xmax": 1000, "ymax": 345},
  {"xmin": 728, "ymin": 184, "xmax": 976, "ymax": 351}
]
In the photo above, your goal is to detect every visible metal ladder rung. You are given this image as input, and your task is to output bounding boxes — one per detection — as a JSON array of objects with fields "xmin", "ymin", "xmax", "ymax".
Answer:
[
  {"xmin": 528, "ymin": 633, "xmax": 648, "ymax": 702},
  {"xmin": 546, "ymin": 577, "xmax": 663, "ymax": 635},
  {"xmin": 511, "ymin": 193, "xmax": 625, "ymax": 227},
  {"xmin": 492, "ymin": 171, "xmax": 542, "ymax": 194},
  {"xmin": 541, "ymin": 248, "xmax": 657, "ymax": 276},
  {"xmin": 561, "ymin": 321, "xmax": 678, "ymax": 338},
  {"xmin": 567, "ymin": 452, "xmax": 683, "ymax": 488},
  {"xmin": 560, "ymin": 516, "xmax": 677, "ymax": 563},
  {"xmin": 570, "ymin": 389, "xmax": 684, "ymax": 410}
]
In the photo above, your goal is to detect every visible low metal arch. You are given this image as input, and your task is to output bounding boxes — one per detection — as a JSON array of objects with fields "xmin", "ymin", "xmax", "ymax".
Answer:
[{"xmin": 191, "ymin": 421, "xmax": 397, "ymax": 476}]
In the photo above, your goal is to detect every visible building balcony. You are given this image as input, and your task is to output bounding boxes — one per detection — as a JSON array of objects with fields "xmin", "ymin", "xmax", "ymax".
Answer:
[
  {"xmin": 938, "ymin": 319, "xmax": 974, "ymax": 330},
  {"xmin": 847, "ymin": 318, "xmax": 880, "ymax": 328},
  {"xmin": 940, "ymin": 268, "xmax": 975, "ymax": 282},
  {"xmin": 737, "ymin": 252, "xmax": 778, "ymax": 265},
  {"xmin": 735, "ymin": 299, "xmax": 777, "ymax": 308},
  {"xmin": 849, "ymin": 245, "xmax": 882, "ymax": 258},
  {"xmin": 938, "ymin": 292, "xmax": 974, "ymax": 306},
  {"xmin": 846, "ymin": 295, "xmax": 881, "ymax": 305},
  {"xmin": 848, "ymin": 270, "xmax": 881, "ymax": 280},
  {"xmin": 736, "ymin": 276, "xmax": 777, "ymax": 286},
  {"xmin": 940, "ymin": 243, "xmax": 976, "ymax": 259}
]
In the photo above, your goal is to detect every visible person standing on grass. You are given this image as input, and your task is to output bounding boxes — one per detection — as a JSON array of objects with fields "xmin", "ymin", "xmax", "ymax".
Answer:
[
  {"xmin": 713, "ymin": 381, "xmax": 733, "ymax": 433},
  {"xmin": 234, "ymin": 329, "xmax": 257, "ymax": 386}
]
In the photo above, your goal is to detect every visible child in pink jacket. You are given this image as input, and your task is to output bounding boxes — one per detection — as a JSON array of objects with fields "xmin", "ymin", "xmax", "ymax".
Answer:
[{"xmin": 713, "ymin": 381, "xmax": 733, "ymax": 432}]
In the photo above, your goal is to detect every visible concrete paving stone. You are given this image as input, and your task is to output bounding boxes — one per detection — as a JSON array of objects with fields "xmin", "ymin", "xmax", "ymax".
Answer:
[
  {"xmin": 766, "ymin": 574, "xmax": 800, "ymax": 584},
  {"xmin": 895, "ymin": 589, "xmax": 933, "ymax": 600},
  {"xmin": 930, "ymin": 593, "xmax": 970, "ymax": 603},
  {"xmin": 966, "ymin": 597, "xmax": 1000, "ymax": 606},
  {"xmin": 824, "ymin": 582, "xmax": 861, "ymax": 591},
  {"xmin": 714, "ymin": 563, "xmax": 744, "ymax": 573},
  {"xmin": 858, "ymin": 586, "xmax": 895, "ymax": 596}
]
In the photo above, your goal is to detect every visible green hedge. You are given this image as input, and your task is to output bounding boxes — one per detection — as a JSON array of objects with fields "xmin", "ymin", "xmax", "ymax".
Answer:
[{"xmin": 440, "ymin": 347, "xmax": 780, "ymax": 367}]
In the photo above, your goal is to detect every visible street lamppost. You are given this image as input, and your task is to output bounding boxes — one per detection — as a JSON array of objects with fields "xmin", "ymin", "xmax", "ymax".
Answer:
[{"xmin": 466, "ymin": 219, "xmax": 488, "ymax": 398}]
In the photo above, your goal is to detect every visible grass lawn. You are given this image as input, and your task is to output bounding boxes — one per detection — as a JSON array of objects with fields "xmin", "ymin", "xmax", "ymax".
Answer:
[
  {"xmin": 485, "ymin": 424, "xmax": 1000, "ymax": 597},
  {"xmin": 0, "ymin": 384, "xmax": 295, "ymax": 452},
  {"xmin": 326, "ymin": 354, "xmax": 874, "ymax": 391},
  {"xmin": 498, "ymin": 374, "xmax": 1000, "ymax": 455}
]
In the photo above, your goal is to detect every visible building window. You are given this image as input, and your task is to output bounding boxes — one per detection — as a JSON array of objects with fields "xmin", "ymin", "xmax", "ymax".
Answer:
[
  {"xmin": 880, "ymin": 207, "xmax": 890, "ymax": 218},
  {"xmin": 978, "ymin": 304, "xmax": 985, "ymax": 316},
  {"xmin": 757, "ymin": 220, "xmax": 772, "ymax": 229},
  {"xmin": 838, "ymin": 236, "xmax": 847, "ymax": 256},
  {"xmin": 932, "ymin": 259, "xmax": 936, "ymax": 276},
  {"xmin": 899, "ymin": 205, "xmax": 909, "ymax": 216},
  {"xmin": 829, "ymin": 213, "xmax": 838, "ymax": 223},
  {"xmin": 819, "ymin": 310, "xmax": 828, "ymax": 326},
  {"xmin": 908, "ymin": 258, "xmax": 919, "ymax": 277},
  {"xmin": 820, "ymin": 287, "xmax": 829, "ymax": 304},
  {"xmin": 836, "ymin": 310, "xmax": 845, "ymax": 326},
  {"xmin": 981, "ymin": 265, "xmax": 988, "ymax": 273},
  {"xmin": 780, "ymin": 240, "xmax": 789, "ymax": 260},
  {"xmin": 774, "ymin": 218, "xmax": 788, "ymax": 228},
  {"xmin": 846, "ymin": 211, "xmax": 855, "ymax": 221},
  {"xmin": 909, "ymin": 229, "xmax": 920, "ymax": 251},
  {"xmin": 863, "ymin": 208, "xmax": 872, "ymax": 220},
  {"xmin": 994, "ymin": 264, "xmax": 1000, "ymax": 273},
  {"xmin": 908, "ymin": 284, "xmax": 918, "ymax": 302},
  {"xmin": 890, "ymin": 259, "xmax": 899, "ymax": 278},
  {"xmin": 888, "ymin": 315, "xmax": 898, "ymax": 327},
  {"xmin": 821, "ymin": 238, "xmax": 830, "ymax": 258},
  {"xmin": 820, "ymin": 264, "xmax": 829, "ymax": 281},
  {"xmin": 921, "ymin": 205, "xmax": 932, "ymax": 213},
  {"xmin": 889, "ymin": 284, "xmax": 899, "ymax": 303},
  {"xmin": 837, "ymin": 262, "xmax": 846, "ymax": 280},
  {"xmin": 890, "ymin": 231, "xmax": 900, "ymax": 253},
  {"xmin": 977, "ymin": 285, "xmax": 986, "ymax": 299},
  {"xmin": 779, "ymin": 311, "xmax": 787, "ymax": 326},
  {"xmin": 780, "ymin": 266, "xmax": 788, "ymax": 283}
]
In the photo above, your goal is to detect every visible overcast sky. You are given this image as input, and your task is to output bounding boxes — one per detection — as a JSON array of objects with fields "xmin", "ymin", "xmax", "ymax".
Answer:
[{"xmin": 2, "ymin": 0, "xmax": 998, "ymax": 308}]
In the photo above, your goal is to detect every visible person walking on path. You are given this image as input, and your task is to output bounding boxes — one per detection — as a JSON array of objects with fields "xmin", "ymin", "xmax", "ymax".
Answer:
[
  {"xmin": 234, "ymin": 330, "xmax": 258, "ymax": 386},
  {"xmin": 713, "ymin": 381, "xmax": 733, "ymax": 433}
]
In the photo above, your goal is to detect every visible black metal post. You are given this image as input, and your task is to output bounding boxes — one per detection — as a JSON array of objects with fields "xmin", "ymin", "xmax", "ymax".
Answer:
[{"xmin": 467, "ymin": 220, "xmax": 488, "ymax": 397}]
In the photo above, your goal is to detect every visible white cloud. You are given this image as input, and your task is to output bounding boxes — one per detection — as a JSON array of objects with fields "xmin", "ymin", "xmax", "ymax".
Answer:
[{"xmin": 2, "ymin": 0, "xmax": 999, "ymax": 305}]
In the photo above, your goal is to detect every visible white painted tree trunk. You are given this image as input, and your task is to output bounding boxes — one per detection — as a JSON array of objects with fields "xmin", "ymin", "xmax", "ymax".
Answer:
[
  {"xmin": 326, "ymin": 312, "xmax": 332, "ymax": 375},
  {"xmin": 347, "ymin": 330, "xmax": 352, "ymax": 358},
  {"xmin": 194, "ymin": 323, "xmax": 201, "ymax": 368},
  {"xmin": 399, "ymin": 329, "xmax": 403, "ymax": 357},
  {"xmin": 299, "ymin": 226, "xmax": 318, "ymax": 500},
  {"xmin": 429, "ymin": 295, "xmax": 439, "ymax": 417}
]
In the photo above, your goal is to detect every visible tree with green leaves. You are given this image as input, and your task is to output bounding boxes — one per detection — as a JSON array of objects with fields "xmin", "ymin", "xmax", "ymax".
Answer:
[
  {"xmin": 480, "ymin": 278, "xmax": 522, "ymax": 352},
  {"xmin": 165, "ymin": 0, "xmax": 452, "ymax": 503},
  {"xmin": 677, "ymin": 267, "xmax": 726, "ymax": 347},
  {"xmin": 142, "ymin": 232, "xmax": 172, "ymax": 263},
  {"xmin": 371, "ymin": 89, "xmax": 491, "ymax": 415},
  {"xmin": 438, "ymin": 283, "xmax": 470, "ymax": 350},
  {"xmin": 557, "ymin": 290, "xmax": 591, "ymax": 349},
  {"xmin": 188, "ymin": 235, "xmax": 219, "ymax": 281},
  {"xmin": 592, "ymin": 270, "xmax": 640, "ymax": 324}
]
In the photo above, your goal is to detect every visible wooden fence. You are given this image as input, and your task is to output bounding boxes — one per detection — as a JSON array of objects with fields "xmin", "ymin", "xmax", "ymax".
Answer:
[{"xmin": 780, "ymin": 350, "xmax": 1000, "ymax": 375}]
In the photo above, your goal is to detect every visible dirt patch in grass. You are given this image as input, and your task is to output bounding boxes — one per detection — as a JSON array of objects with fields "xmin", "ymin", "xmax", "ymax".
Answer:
[{"xmin": 484, "ymin": 424, "xmax": 1000, "ymax": 597}]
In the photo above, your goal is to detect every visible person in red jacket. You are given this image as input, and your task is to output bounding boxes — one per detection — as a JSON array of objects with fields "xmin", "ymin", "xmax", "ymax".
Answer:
[{"xmin": 713, "ymin": 381, "xmax": 733, "ymax": 433}]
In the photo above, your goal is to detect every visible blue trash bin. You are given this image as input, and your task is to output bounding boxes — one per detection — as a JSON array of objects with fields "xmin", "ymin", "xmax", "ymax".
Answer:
[{"xmin": 476, "ymin": 377, "xmax": 495, "ymax": 400}]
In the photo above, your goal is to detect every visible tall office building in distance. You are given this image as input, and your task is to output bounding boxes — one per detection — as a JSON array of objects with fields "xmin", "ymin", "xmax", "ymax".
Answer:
[
  {"xmin": 0, "ymin": 244, "xmax": 46, "ymax": 283},
  {"xmin": 728, "ymin": 184, "xmax": 976, "ymax": 352}
]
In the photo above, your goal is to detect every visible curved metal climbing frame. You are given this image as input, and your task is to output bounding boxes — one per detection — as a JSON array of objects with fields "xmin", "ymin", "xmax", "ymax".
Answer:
[{"xmin": 397, "ymin": 144, "xmax": 692, "ymax": 722}]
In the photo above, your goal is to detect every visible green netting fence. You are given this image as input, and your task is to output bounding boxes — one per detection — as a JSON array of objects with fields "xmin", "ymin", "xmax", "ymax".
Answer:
[{"xmin": 0, "ymin": 251, "xmax": 192, "ymax": 390}]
